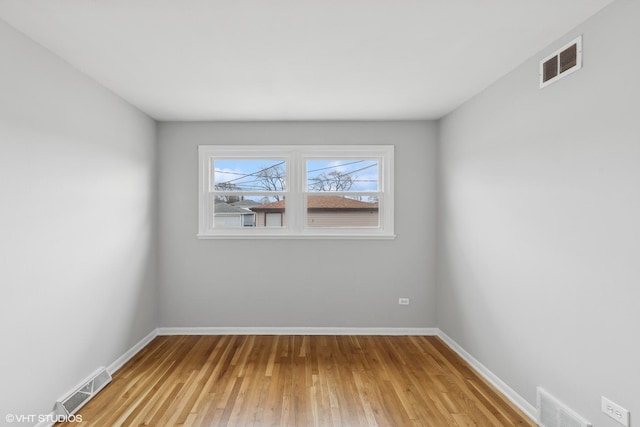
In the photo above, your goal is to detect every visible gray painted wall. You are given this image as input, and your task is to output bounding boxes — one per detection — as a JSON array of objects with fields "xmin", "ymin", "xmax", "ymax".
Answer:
[
  {"xmin": 438, "ymin": 0, "xmax": 639, "ymax": 425},
  {"xmin": 158, "ymin": 121, "xmax": 437, "ymax": 328},
  {"xmin": 0, "ymin": 20, "xmax": 157, "ymax": 420}
]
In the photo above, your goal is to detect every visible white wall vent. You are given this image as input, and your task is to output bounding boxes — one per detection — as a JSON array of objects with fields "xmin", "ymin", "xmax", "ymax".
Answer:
[
  {"xmin": 537, "ymin": 387, "xmax": 592, "ymax": 427},
  {"xmin": 56, "ymin": 367, "xmax": 112, "ymax": 416},
  {"xmin": 540, "ymin": 35, "xmax": 582, "ymax": 88}
]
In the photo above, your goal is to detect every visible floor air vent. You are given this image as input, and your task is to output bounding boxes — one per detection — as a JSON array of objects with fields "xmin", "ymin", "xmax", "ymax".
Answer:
[
  {"xmin": 537, "ymin": 387, "xmax": 591, "ymax": 427},
  {"xmin": 56, "ymin": 368, "xmax": 111, "ymax": 415}
]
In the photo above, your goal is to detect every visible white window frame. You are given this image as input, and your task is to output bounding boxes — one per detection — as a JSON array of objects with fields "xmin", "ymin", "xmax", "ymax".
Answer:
[{"xmin": 198, "ymin": 145, "xmax": 395, "ymax": 239}]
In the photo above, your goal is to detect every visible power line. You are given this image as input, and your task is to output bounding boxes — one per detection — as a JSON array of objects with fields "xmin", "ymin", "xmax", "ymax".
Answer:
[
  {"xmin": 216, "ymin": 160, "xmax": 375, "ymax": 183},
  {"xmin": 215, "ymin": 161, "xmax": 377, "ymax": 191},
  {"xmin": 213, "ymin": 170, "xmax": 250, "ymax": 177},
  {"xmin": 215, "ymin": 161, "xmax": 285, "ymax": 185},
  {"xmin": 307, "ymin": 160, "xmax": 365, "ymax": 173},
  {"xmin": 307, "ymin": 163, "xmax": 377, "ymax": 180},
  {"xmin": 344, "ymin": 163, "xmax": 377, "ymax": 175}
]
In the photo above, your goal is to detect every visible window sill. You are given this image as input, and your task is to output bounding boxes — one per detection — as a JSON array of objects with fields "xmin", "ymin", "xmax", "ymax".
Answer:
[{"xmin": 197, "ymin": 233, "xmax": 396, "ymax": 240}]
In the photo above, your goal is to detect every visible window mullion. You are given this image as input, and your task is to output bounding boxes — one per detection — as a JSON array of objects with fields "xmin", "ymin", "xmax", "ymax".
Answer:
[{"xmin": 287, "ymin": 149, "xmax": 303, "ymax": 233}]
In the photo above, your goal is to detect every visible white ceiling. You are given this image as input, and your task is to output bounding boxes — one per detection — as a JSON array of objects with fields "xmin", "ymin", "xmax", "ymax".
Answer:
[{"xmin": 0, "ymin": 0, "xmax": 615, "ymax": 121}]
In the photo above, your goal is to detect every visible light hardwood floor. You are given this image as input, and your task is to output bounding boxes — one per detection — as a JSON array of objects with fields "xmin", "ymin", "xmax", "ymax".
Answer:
[{"xmin": 57, "ymin": 335, "xmax": 535, "ymax": 426}]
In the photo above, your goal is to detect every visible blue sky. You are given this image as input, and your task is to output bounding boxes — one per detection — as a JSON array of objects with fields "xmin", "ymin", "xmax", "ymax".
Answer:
[{"xmin": 214, "ymin": 159, "xmax": 379, "ymax": 192}]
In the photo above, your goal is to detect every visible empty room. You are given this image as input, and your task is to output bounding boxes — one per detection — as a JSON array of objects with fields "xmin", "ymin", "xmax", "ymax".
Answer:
[{"xmin": 0, "ymin": 0, "xmax": 638, "ymax": 426}]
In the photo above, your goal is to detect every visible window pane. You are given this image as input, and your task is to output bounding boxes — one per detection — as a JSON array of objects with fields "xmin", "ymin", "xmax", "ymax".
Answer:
[
  {"xmin": 307, "ymin": 159, "xmax": 378, "ymax": 192},
  {"xmin": 214, "ymin": 195, "xmax": 285, "ymax": 228},
  {"xmin": 214, "ymin": 159, "xmax": 286, "ymax": 191},
  {"xmin": 306, "ymin": 195, "xmax": 379, "ymax": 228}
]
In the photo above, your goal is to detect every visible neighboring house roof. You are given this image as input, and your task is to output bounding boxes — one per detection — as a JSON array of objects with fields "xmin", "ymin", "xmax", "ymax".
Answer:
[
  {"xmin": 250, "ymin": 195, "xmax": 378, "ymax": 212},
  {"xmin": 214, "ymin": 202, "xmax": 255, "ymax": 214},
  {"xmin": 230, "ymin": 200, "xmax": 262, "ymax": 208}
]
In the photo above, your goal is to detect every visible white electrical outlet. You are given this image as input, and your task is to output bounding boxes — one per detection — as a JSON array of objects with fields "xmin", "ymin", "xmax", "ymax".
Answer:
[
  {"xmin": 398, "ymin": 298, "xmax": 410, "ymax": 305},
  {"xmin": 602, "ymin": 396, "xmax": 629, "ymax": 427}
]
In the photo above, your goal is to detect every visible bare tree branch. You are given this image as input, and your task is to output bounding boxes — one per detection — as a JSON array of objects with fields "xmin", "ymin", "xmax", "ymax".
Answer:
[{"xmin": 309, "ymin": 170, "xmax": 354, "ymax": 191}]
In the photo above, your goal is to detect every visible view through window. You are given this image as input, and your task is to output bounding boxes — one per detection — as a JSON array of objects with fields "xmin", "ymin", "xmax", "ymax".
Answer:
[{"xmin": 198, "ymin": 145, "xmax": 394, "ymax": 238}]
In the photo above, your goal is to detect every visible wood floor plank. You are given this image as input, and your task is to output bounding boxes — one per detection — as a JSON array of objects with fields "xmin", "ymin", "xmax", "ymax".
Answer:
[{"xmin": 57, "ymin": 336, "xmax": 535, "ymax": 427}]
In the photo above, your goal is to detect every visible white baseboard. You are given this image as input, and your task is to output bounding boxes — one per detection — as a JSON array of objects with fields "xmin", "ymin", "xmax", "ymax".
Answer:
[
  {"xmin": 157, "ymin": 326, "xmax": 438, "ymax": 336},
  {"xmin": 35, "ymin": 329, "xmax": 158, "ymax": 427},
  {"xmin": 107, "ymin": 329, "xmax": 159, "ymax": 375},
  {"xmin": 437, "ymin": 330, "xmax": 537, "ymax": 423},
  {"xmin": 36, "ymin": 329, "xmax": 159, "ymax": 427}
]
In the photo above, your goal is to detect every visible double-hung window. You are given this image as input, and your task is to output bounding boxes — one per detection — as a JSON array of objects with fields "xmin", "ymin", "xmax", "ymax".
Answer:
[{"xmin": 198, "ymin": 145, "xmax": 394, "ymax": 239}]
